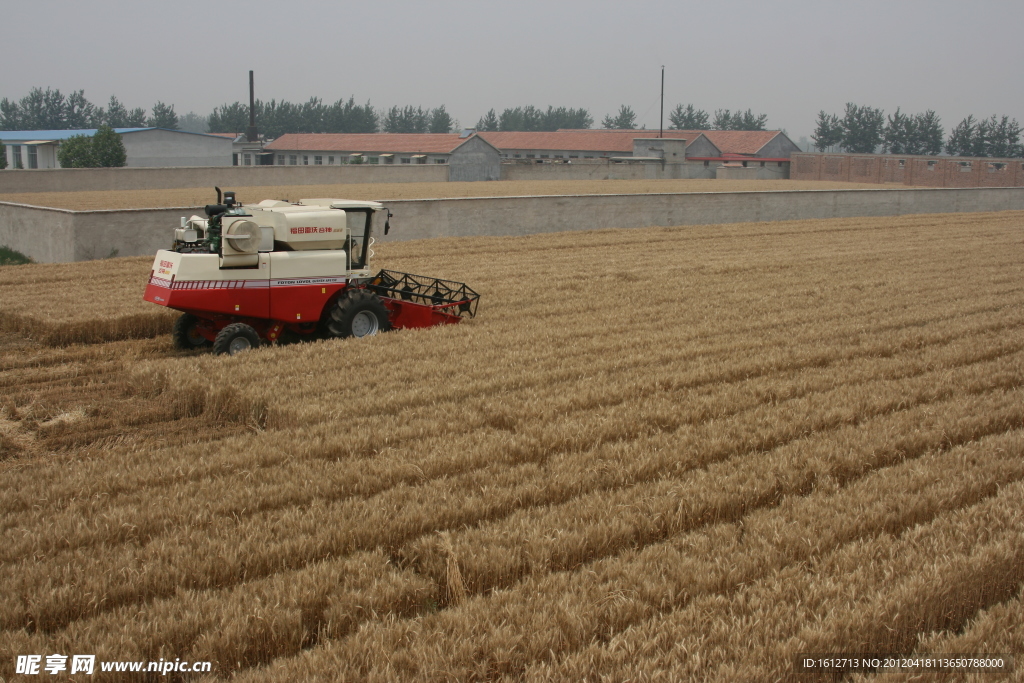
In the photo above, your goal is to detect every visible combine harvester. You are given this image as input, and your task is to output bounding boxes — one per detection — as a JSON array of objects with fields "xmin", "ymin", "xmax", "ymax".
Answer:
[{"xmin": 144, "ymin": 189, "xmax": 479, "ymax": 355}]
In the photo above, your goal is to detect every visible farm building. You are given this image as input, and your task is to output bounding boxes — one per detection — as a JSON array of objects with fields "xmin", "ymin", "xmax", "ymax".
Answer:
[
  {"xmin": 264, "ymin": 132, "xmax": 502, "ymax": 181},
  {"xmin": 0, "ymin": 128, "xmax": 234, "ymax": 168},
  {"xmin": 477, "ymin": 129, "xmax": 799, "ymax": 162},
  {"xmin": 260, "ymin": 129, "xmax": 798, "ymax": 179}
]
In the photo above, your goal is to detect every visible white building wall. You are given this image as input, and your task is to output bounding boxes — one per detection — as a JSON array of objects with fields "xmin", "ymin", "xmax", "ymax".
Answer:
[
  {"xmin": 120, "ymin": 129, "xmax": 234, "ymax": 167},
  {"xmin": 268, "ymin": 149, "xmax": 449, "ymax": 165}
]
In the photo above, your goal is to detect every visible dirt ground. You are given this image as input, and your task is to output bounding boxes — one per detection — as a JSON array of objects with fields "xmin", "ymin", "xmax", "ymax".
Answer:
[{"xmin": 0, "ymin": 178, "xmax": 900, "ymax": 211}]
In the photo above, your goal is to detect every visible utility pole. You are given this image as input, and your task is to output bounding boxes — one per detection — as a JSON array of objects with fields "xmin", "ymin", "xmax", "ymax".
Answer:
[{"xmin": 659, "ymin": 65, "xmax": 664, "ymax": 138}]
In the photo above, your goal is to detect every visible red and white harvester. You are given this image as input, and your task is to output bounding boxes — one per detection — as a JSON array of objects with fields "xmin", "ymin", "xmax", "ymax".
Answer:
[{"xmin": 144, "ymin": 189, "xmax": 479, "ymax": 354}]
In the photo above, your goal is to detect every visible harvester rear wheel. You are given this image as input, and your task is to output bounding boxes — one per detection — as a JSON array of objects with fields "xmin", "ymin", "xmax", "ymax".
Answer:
[
  {"xmin": 172, "ymin": 313, "xmax": 211, "ymax": 350},
  {"xmin": 326, "ymin": 288, "xmax": 391, "ymax": 339},
  {"xmin": 213, "ymin": 323, "xmax": 260, "ymax": 356}
]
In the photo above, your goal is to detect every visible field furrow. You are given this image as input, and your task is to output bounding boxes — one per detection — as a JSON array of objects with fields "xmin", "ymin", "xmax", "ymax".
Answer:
[{"xmin": 231, "ymin": 429, "xmax": 1024, "ymax": 682}]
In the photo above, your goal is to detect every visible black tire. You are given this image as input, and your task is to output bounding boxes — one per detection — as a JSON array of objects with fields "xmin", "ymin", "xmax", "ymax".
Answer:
[
  {"xmin": 213, "ymin": 323, "xmax": 261, "ymax": 356},
  {"xmin": 172, "ymin": 313, "xmax": 211, "ymax": 350},
  {"xmin": 325, "ymin": 288, "xmax": 391, "ymax": 339}
]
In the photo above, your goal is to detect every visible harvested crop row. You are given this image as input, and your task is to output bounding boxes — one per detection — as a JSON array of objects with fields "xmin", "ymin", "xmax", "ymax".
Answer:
[
  {"xmin": 4, "ymin": 316, "xmax": 1019, "ymax": 563},
  {"xmin": 535, "ymin": 474, "xmax": 1024, "ymax": 682},
  {"xmin": 0, "ymin": 550, "xmax": 436, "ymax": 680},
  {"xmin": 2, "ymin": 346, "xmax": 1019, "ymax": 637},
  {"xmin": 849, "ymin": 587, "xmax": 1024, "ymax": 683},
  {"xmin": 397, "ymin": 381, "xmax": 1024, "ymax": 598},
  {"xmin": 6, "ymin": 280, "xmax": 1015, "ymax": 526},
  {"xmin": 6, "ymin": 319, "xmax": 1016, "ymax": 561},
  {"xmin": 231, "ymin": 429, "xmax": 1024, "ymax": 682}
]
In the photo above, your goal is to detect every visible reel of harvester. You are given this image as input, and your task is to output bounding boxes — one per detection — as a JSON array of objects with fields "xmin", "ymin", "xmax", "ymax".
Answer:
[{"xmin": 369, "ymin": 269, "xmax": 480, "ymax": 328}]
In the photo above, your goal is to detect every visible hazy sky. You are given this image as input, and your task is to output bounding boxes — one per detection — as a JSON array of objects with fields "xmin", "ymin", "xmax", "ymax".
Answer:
[{"xmin": 5, "ymin": 0, "xmax": 1023, "ymax": 139}]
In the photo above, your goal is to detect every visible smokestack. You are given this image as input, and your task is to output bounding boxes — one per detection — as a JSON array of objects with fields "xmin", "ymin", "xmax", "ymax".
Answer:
[{"xmin": 246, "ymin": 70, "xmax": 259, "ymax": 143}]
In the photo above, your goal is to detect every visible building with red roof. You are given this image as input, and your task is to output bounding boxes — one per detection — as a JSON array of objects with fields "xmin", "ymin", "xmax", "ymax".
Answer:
[{"xmin": 258, "ymin": 128, "xmax": 799, "ymax": 179}]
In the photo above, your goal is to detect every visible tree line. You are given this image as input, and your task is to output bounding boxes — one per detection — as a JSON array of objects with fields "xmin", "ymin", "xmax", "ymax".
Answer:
[
  {"xmin": 2, "ymin": 87, "xmax": 770, "ymax": 137},
  {"xmin": 473, "ymin": 104, "xmax": 769, "ymax": 132},
  {"xmin": 1, "ymin": 87, "xmax": 180, "ymax": 131},
  {"xmin": 4, "ymin": 87, "xmax": 1021, "ymax": 158},
  {"xmin": 813, "ymin": 103, "xmax": 1023, "ymax": 157}
]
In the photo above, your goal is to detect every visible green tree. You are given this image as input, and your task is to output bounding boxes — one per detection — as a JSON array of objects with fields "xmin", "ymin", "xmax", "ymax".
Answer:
[
  {"xmin": 713, "ymin": 108, "xmax": 768, "ymax": 131},
  {"xmin": 946, "ymin": 116, "xmax": 976, "ymax": 156},
  {"xmin": 429, "ymin": 105, "xmax": 455, "ymax": 133},
  {"xmin": 970, "ymin": 116, "xmax": 991, "ymax": 157},
  {"xmin": 57, "ymin": 134, "xmax": 96, "ymax": 167},
  {"xmin": 0, "ymin": 98, "xmax": 20, "ymax": 129},
  {"xmin": 178, "ymin": 111, "xmax": 209, "ymax": 134},
  {"xmin": 208, "ymin": 102, "xmax": 249, "ymax": 133},
  {"xmin": 64, "ymin": 90, "xmax": 95, "ymax": 128},
  {"xmin": 476, "ymin": 109, "xmax": 498, "ymax": 131},
  {"xmin": 125, "ymin": 107, "xmax": 147, "ymax": 128},
  {"xmin": 322, "ymin": 97, "xmax": 377, "ymax": 134},
  {"xmin": 92, "ymin": 125, "xmax": 127, "ymax": 166},
  {"xmin": 602, "ymin": 105, "xmax": 636, "ymax": 129},
  {"xmin": 840, "ymin": 103, "xmax": 885, "ymax": 153},
  {"xmin": 984, "ymin": 115, "xmax": 1022, "ymax": 158},
  {"xmin": 883, "ymin": 107, "xmax": 915, "ymax": 154},
  {"xmin": 541, "ymin": 106, "xmax": 592, "ymax": 130},
  {"xmin": 811, "ymin": 111, "xmax": 843, "ymax": 151},
  {"xmin": 147, "ymin": 101, "xmax": 179, "ymax": 129},
  {"xmin": 735, "ymin": 109, "xmax": 768, "ymax": 130},
  {"xmin": 105, "ymin": 96, "xmax": 129, "ymax": 127},
  {"xmin": 913, "ymin": 110, "xmax": 944, "ymax": 155},
  {"xmin": 669, "ymin": 104, "xmax": 709, "ymax": 130},
  {"xmin": 383, "ymin": 105, "xmax": 429, "ymax": 133},
  {"xmin": 0, "ymin": 141, "xmax": 6, "ymax": 169},
  {"xmin": 499, "ymin": 106, "xmax": 543, "ymax": 131}
]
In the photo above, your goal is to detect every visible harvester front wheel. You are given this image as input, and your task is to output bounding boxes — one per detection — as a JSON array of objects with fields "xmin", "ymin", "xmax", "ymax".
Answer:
[
  {"xmin": 213, "ymin": 323, "xmax": 260, "ymax": 356},
  {"xmin": 172, "ymin": 313, "xmax": 211, "ymax": 350},
  {"xmin": 326, "ymin": 288, "xmax": 391, "ymax": 339}
]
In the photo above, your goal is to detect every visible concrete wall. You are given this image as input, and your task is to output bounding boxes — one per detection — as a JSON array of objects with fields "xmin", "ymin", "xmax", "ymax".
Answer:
[
  {"xmin": 448, "ymin": 135, "xmax": 501, "ymax": 182},
  {"xmin": 0, "ymin": 201, "xmax": 77, "ymax": 262},
  {"xmin": 791, "ymin": 152, "xmax": 1024, "ymax": 187},
  {"xmin": 0, "ymin": 164, "xmax": 449, "ymax": 193},
  {"xmin": 121, "ymin": 129, "xmax": 235, "ymax": 167},
  {"xmin": 380, "ymin": 187, "xmax": 1024, "ymax": 241},
  {"xmin": 499, "ymin": 161, "xmax": 633, "ymax": 181},
  {"xmin": 5, "ymin": 186, "xmax": 1021, "ymax": 263},
  {"xmin": 716, "ymin": 165, "xmax": 760, "ymax": 180},
  {"xmin": 499, "ymin": 159, "xmax": 719, "ymax": 181}
]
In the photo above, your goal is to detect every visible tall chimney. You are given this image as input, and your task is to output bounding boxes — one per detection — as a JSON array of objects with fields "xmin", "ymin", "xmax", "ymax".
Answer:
[{"xmin": 246, "ymin": 70, "xmax": 259, "ymax": 143}]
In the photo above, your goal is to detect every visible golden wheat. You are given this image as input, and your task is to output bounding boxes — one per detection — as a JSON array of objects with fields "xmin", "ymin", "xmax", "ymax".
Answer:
[
  {"xmin": 0, "ymin": 209, "xmax": 1022, "ymax": 681},
  {"xmin": 0, "ymin": 178, "xmax": 889, "ymax": 210}
]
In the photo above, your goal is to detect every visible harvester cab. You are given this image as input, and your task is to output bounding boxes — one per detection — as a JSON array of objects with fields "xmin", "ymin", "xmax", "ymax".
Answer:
[{"xmin": 145, "ymin": 188, "xmax": 478, "ymax": 355}]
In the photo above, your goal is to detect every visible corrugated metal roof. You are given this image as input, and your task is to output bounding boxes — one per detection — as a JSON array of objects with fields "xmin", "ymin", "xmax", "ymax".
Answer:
[
  {"xmin": 0, "ymin": 128, "xmax": 150, "ymax": 141},
  {"xmin": 265, "ymin": 133, "xmax": 467, "ymax": 154},
  {"xmin": 0, "ymin": 128, "xmax": 234, "ymax": 142}
]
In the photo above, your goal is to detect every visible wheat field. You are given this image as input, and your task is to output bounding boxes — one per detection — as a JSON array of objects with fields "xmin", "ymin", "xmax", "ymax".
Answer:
[
  {"xmin": 0, "ymin": 178, "xmax": 889, "ymax": 211},
  {"xmin": 1, "ymin": 210, "xmax": 1023, "ymax": 681}
]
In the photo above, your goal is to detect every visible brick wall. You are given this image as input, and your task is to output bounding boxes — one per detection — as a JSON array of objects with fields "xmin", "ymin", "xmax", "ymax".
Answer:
[{"xmin": 790, "ymin": 153, "xmax": 1024, "ymax": 187}]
